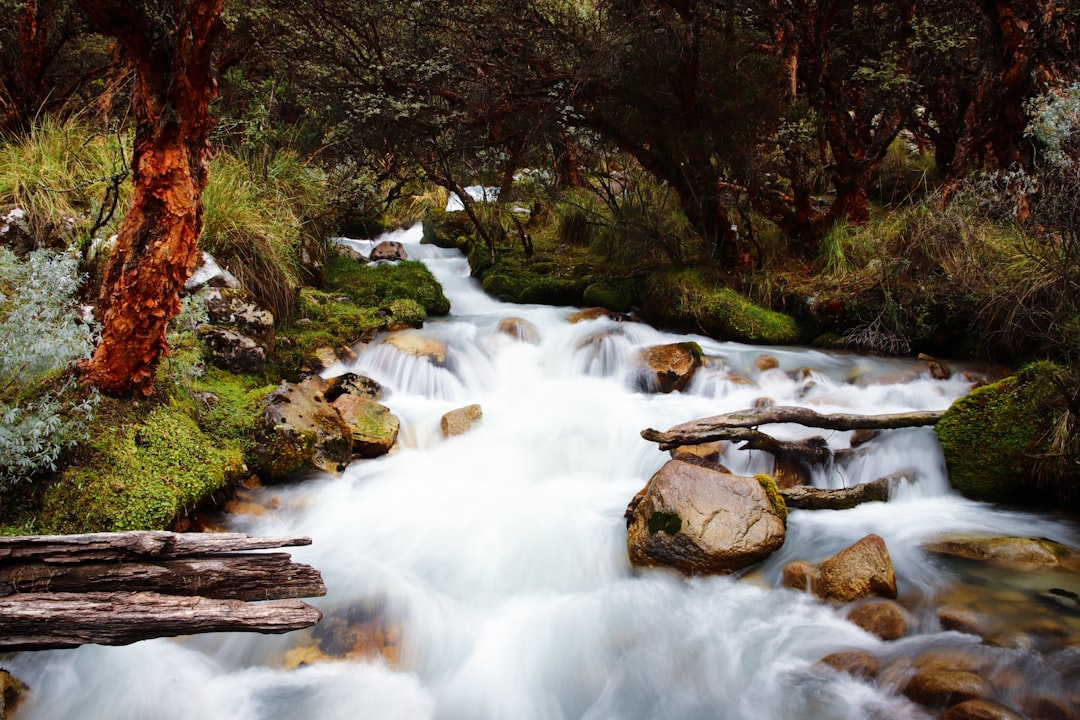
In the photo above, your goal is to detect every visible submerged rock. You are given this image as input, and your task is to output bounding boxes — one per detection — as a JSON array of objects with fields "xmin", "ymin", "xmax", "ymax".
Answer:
[
  {"xmin": 384, "ymin": 331, "xmax": 448, "ymax": 366},
  {"xmin": 626, "ymin": 457, "xmax": 786, "ymax": 575},
  {"xmin": 818, "ymin": 650, "xmax": 880, "ymax": 679},
  {"xmin": 904, "ymin": 669, "xmax": 992, "ymax": 709},
  {"xmin": 496, "ymin": 316, "xmax": 540, "ymax": 344},
  {"xmin": 846, "ymin": 599, "xmax": 910, "ymax": 640},
  {"xmin": 253, "ymin": 382, "xmax": 354, "ymax": 478},
  {"xmin": 924, "ymin": 534, "xmax": 1077, "ymax": 570},
  {"xmin": 942, "ymin": 700, "xmax": 1025, "ymax": 720}
]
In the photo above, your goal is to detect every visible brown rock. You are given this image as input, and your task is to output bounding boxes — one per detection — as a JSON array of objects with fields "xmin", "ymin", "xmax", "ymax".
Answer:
[
  {"xmin": 938, "ymin": 606, "xmax": 989, "ymax": 637},
  {"xmin": 924, "ymin": 534, "xmax": 1075, "ymax": 570},
  {"xmin": 441, "ymin": 404, "xmax": 483, "ymax": 437},
  {"xmin": 635, "ymin": 343, "xmax": 703, "ymax": 393},
  {"xmin": 568, "ymin": 307, "xmax": 619, "ymax": 323},
  {"xmin": 781, "ymin": 561, "xmax": 817, "ymax": 592},
  {"xmin": 754, "ymin": 354, "xmax": 780, "ymax": 372},
  {"xmin": 815, "ymin": 534, "xmax": 898, "ymax": 602},
  {"xmin": 331, "ymin": 394, "xmax": 400, "ymax": 458},
  {"xmin": 370, "ymin": 240, "xmax": 408, "ymax": 262},
  {"xmin": 384, "ymin": 331, "xmax": 448, "ymax": 366},
  {"xmin": 942, "ymin": 700, "xmax": 1024, "ymax": 720},
  {"xmin": 904, "ymin": 670, "xmax": 991, "ymax": 708},
  {"xmin": 818, "ymin": 650, "xmax": 879, "ymax": 678},
  {"xmin": 846, "ymin": 599, "xmax": 910, "ymax": 640},
  {"xmin": 913, "ymin": 649, "xmax": 989, "ymax": 674},
  {"xmin": 496, "ymin": 317, "xmax": 540, "ymax": 344},
  {"xmin": 626, "ymin": 458, "xmax": 786, "ymax": 575},
  {"xmin": 0, "ymin": 670, "xmax": 28, "ymax": 719},
  {"xmin": 670, "ymin": 441, "xmax": 728, "ymax": 465},
  {"xmin": 850, "ymin": 429, "xmax": 881, "ymax": 447}
]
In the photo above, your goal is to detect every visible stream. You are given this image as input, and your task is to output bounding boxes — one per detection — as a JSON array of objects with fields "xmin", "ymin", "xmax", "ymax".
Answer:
[{"xmin": 8, "ymin": 225, "xmax": 1080, "ymax": 719}]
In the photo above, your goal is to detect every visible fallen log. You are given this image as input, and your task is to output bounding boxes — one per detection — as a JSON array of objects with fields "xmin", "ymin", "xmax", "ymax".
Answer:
[
  {"xmin": 780, "ymin": 477, "xmax": 891, "ymax": 510},
  {"xmin": 0, "ymin": 553, "xmax": 325, "ymax": 600},
  {"xmin": 0, "ymin": 592, "xmax": 321, "ymax": 651},
  {"xmin": 642, "ymin": 406, "xmax": 944, "ymax": 450},
  {"xmin": 0, "ymin": 531, "xmax": 311, "ymax": 563},
  {"xmin": 0, "ymin": 531, "xmax": 325, "ymax": 651}
]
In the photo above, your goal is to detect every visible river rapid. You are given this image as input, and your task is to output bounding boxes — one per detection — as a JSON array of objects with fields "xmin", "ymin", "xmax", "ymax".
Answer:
[{"xmin": 8, "ymin": 225, "xmax": 1080, "ymax": 719}]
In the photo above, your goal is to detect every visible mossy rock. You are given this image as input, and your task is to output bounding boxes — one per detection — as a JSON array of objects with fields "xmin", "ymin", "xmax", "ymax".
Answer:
[
  {"xmin": 39, "ymin": 403, "xmax": 247, "ymax": 533},
  {"xmin": 756, "ymin": 474, "xmax": 788, "ymax": 524},
  {"xmin": 325, "ymin": 257, "xmax": 450, "ymax": 316},
  {"xmin": 421, "ymin": 207, "xmax": 473, "ymax": 249},
  {"xmin": 643, "ymin": 270, "xmax": 800, "ymax": 344},
  {"xmin": 583, "ymin": 280, "xmax": 639, "ymax": 313},
  {"xmin": 934, "ymin": 365, "xmax": 1060, "ymax": 504}
]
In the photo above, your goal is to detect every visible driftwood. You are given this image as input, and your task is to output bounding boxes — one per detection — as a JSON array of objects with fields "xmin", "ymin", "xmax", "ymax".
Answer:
[
  {"xmin": 0, "ymin": 532, "xmax": 325, "ymax": 651},
  {"xmin": 0, "ymin": 593, "xmax": 321, "ymax": 651},
  {"xmin": 642, "ymin": 406, "xmax": 945, "ymax": 451},
  {"xmin": 780, "ymin": 477, "xmax": 891, "ymax": 510}
]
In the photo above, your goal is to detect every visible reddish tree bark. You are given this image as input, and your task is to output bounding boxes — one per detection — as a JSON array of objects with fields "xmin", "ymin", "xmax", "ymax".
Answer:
[{"xmin": 76, "ymin": 0, "xmax": 223, "ymax": 395}]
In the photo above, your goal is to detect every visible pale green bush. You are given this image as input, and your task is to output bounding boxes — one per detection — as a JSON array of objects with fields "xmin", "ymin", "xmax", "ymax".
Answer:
[{"xmin": 0, "ymin": 246, "xmax": 98, "ymax": 486}]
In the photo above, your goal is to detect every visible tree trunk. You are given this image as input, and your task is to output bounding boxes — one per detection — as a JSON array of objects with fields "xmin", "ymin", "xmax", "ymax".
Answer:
[{"xmin": 76, "ymin": 0, "xmax": 223, "ymax": 396}]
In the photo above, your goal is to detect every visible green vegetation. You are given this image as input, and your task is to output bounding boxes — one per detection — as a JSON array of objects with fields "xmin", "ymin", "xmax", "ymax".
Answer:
[
  {"xmin": 648, "ymin": 511, "xmax": 683, "ymax": 536},
  {"xmin": 756, "ymin": 474, "xmax": 788, "ymax": 524},
  {"xmin": 935, "ymin": 364, "xmax": 1069, "ymax": 505},
  {"xmin": 38, "ymin": 401, "xmax": 246, "ymax": 533},
  {"xmin": 645, "ymin": 270, "xmax": 800, "ymax": 344}
]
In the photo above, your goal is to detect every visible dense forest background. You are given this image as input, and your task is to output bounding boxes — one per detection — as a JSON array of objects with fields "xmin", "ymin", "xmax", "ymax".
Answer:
[{"xmin": 1, "ymin": 0, "xmax": 1079, "ymax": 523}]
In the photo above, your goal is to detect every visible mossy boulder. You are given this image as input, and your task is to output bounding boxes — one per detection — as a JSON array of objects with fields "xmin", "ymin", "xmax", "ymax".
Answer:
[
  {"xmin": 421, "ymin": 207, "xmax": 473, "ymax": 249},
  {"xmin": 934, "ymin": 365, "xmax": 1060, "ymax": 504},
  {"xmin": 331, "ymin": 395, "xmax": 400, "ymax": 458},
  {"xmin": 626, "ymin": 457, "xmax": 787, "ymax": 575},
  {"xmin": 39, "ymin": 403, "xmax": 247, "ymax": 533},
  {"xmin": 582, "ymin": 279, "xmax": 639, "ymax": 313},
  {"xmin": 252, "ymin": 381, "xmax": 354, "ymax": 479},
  {"xmin": 642, "ymin": 270, "xmax": 800, "ymax": 344}
]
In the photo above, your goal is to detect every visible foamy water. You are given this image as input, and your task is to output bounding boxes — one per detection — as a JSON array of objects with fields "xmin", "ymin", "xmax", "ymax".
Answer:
[{"xmin": 9, "ymin": 225, "xmax": 1078, "ymax": 720}]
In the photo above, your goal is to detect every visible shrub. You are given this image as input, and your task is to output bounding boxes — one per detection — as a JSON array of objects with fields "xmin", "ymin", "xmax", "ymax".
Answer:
[
  {"xmin": 0, "ymin": 247, "xmax": 98, "ymax": 487},
  {"xmin": 0, "ymin": 116, "xmax": 130, "ymax": 249}
]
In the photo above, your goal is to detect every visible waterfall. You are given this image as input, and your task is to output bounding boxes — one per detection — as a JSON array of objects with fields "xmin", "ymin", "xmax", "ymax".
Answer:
[{"xmin": 9, "ymin": 225, "xmax": 1079, "ymax": 720}]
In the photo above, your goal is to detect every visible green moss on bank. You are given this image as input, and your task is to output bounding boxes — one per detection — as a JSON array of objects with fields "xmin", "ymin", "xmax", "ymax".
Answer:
[
  {"xmin": 644, "ymin": 270, "xmax": 800, "ymax": 344},
  {"xmin": 935, "ymin": 364, "xmax": 1062, "ymax": 504},
  {"xmin": 38, "ymin": 401, "xmax": 247, "ymax": 533}
]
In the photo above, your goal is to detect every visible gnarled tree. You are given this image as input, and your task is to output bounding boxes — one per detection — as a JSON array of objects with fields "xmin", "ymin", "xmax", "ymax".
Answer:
[{"xmin": 76, "ymin": 0, "xmax": 223, "ymax": 395}]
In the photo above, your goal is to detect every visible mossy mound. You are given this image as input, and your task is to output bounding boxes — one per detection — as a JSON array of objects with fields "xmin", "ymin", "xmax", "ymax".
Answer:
[
  {"xmin": 934, "ymin": 364, "xmax": 1062, "ymax": 504},
  {"xmin": 326, "ymin": 256, "xmax": 450, "ymax": 316},
  {"xmin": 39, "ymin": 401, "xmax": 247, "ymax": 533},
  {"xmin": 421, "ymin": 208, "xmax": 473, "ymax": 249},
  {"xmin": 643, "ymin": 270, "xmax": 800, "ymax": 344}
]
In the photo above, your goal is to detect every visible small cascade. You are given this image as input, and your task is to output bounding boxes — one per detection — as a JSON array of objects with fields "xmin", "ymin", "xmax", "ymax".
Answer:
[{"xmin": 9, "ymin": 225, "xmax": 1079, "ymax": 720}]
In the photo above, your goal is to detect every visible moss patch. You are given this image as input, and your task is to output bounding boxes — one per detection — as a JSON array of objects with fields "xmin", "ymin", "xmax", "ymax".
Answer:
[
  {"xmin": 326, "ymin": 256, "xmax": 450, "ymax": 316},
  {"xmin": 648, "ymin": 511, "xmax": 683, "ymax": 535},
  {"xmin": 934, "ymin": 365, "xmax": 1061, "ymax": 504},
  {"xmin": 643, "ymin": 270, "xmax": 800, "ymax": 344},
  {"xmin": 38, "ymin": 401, "xmax": 247, "ymax": 533},
  {"xmin": 756, "ymin": 474, "xmax": 788, "ymax": 524}
]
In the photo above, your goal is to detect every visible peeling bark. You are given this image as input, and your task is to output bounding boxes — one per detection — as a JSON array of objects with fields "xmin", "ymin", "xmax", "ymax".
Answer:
[{"xmin": 76, "ymin": 0, "xmax": 223, "ymax": 395}]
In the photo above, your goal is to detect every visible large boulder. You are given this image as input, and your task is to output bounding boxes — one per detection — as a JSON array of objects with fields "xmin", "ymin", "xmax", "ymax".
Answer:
[
  {"xmin": 626, "ymin": 458, "xmax": 787, "ymax": 575},
  {"xmin": 783, "ymin": 534, "xmax": 897, "ymax": 602},
  {"xmin": 934, "ymin": 364, "xmax": 1063, "ymax": 504},
  {"xmin": 331, "ymin": 394, "xmax": 400, "ymax": 458},
  {"xmin": 634, "ymin": 342, "xmax": 703, "ymax": 393},
  {"xmin": 253, "ymin": 382, "xmax": 354, "ymax": 478}
]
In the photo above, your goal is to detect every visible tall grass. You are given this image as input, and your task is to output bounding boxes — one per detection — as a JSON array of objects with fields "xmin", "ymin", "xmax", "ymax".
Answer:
[
  {"xmin": 0, "ymin": 116, "xmax": 131, "ymax": 248},
  {"xmin": 200, "ymin": 150, "xmax": 330, "ymax": 322}
]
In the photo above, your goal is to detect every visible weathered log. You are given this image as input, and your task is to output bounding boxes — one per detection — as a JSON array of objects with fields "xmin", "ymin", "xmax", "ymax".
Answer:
[
  {"xmin": 0, "ymin": 553, "xmax": 326, "ymax": 601},
  {"xmin": 0, "ymin": 531, "xmax": 311, "ymax": 563},
  {"xmin": 642, "ymin": 406, "xmax": 944, "ymax": 450},
  {"xmin": 0, "ymin": 592, "xmax": 322, "ymax": 651},
  {"xmin": 780, "ymin": 477, "xmax": 891, "ymax": 510}
]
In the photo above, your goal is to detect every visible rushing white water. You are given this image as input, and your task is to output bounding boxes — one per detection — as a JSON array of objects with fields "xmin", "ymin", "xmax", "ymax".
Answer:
[{"xmin": 10, "ymin": 225, "xmax": 1080, "ymax": 720}]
